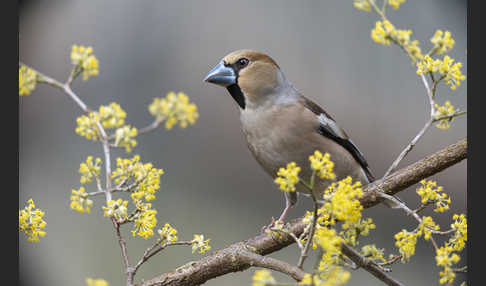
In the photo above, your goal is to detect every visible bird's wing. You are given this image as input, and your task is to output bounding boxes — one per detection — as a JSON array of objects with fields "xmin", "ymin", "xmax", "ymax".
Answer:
[{"xmin": 299, "ymin": 96, "xmax": 375, "ymax": 182}]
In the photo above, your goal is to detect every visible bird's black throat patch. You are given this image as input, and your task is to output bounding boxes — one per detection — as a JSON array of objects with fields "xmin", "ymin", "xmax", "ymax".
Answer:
[{"xmin": 227, "ymin": 84, "xmax": 246, "ymax": 109}]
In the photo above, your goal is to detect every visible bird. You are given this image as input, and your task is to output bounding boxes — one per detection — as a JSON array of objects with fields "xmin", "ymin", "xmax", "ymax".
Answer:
[{"xmin": 203, "ymin": 49, "xmax": 375, "ymax": 224}]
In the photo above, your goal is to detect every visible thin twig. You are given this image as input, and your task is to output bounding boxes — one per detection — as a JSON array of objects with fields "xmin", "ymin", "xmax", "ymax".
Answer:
[
  {"xmin": 134, "ymin": 241, "xmax": 193, "ymax": 273},
  {"xmin": 340, "ymin": 243, "xmax": 405, "ymax": 286}
]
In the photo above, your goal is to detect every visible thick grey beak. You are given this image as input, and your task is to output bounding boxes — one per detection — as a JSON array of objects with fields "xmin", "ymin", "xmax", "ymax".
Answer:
[{"xmin": 203, "ymin": 61, "xmax": 236, "ymax": 87}]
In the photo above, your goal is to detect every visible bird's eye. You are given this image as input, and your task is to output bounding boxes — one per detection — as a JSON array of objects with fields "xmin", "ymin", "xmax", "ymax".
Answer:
[{"xmin": 237, "ymin": 58, "xmax": 249, "ymax": 68}]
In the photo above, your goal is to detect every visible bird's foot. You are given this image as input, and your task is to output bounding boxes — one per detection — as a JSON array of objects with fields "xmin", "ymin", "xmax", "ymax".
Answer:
[{"xmin": 261, "ymin": 217, "xmax": 285, "ymax": 235}]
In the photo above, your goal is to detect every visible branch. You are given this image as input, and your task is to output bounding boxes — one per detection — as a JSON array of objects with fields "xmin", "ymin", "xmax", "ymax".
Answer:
[
  {"xmin": 340, "ymin": 243, "xmax": 405, "ymax": 286},
  {"xmin": 138, "ymin": 138, "xmax": 467, "ymax": 286}
]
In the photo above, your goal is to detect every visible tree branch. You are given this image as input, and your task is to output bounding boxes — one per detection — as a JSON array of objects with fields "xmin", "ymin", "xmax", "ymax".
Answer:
[{"xmin": 138, "ymin": 138, "xmax": 466, "ymax": 286}]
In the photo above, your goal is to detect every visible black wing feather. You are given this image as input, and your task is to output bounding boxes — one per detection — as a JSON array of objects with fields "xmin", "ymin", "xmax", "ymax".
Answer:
[{"xmin": 301, "ymin": 96, "xmax": 375, "ymax": 182}]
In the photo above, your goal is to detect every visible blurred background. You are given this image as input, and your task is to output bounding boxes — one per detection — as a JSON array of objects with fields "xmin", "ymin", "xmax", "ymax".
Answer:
[{"xmin": 19, "ymin": 0, "xmax": 467, "ymax": 285}]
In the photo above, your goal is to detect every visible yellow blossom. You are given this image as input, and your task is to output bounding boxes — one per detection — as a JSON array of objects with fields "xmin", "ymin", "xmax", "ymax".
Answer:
[
  {"xmin": 315, "ymin": 227, "xmax": 342, "ymax": 268},
  {"xmin": 98, "ymin": 102, "xmax": 126, "ymax": 129},
  {"xmin": 274, "ymin": 162, "xmax": 301, "ymax": 192},
  {"xmin": 102, "ymin": 199, "xmax": 129, "ymax": 221},
  {"xmin": 318, "ymin": 265, "xmax": 351, "ymax": 286},
  {"xmin": 436, "ymin": 244, "xmax": 460, "ymax": 284},
  {"xmin": 111, "ymin": 155, "xmax": 164, "ymax": 203},
  {"xmin": 252, "ymin": 269, "xmax": 276, "ymax": 286},
  {"xmin": 322, "ymin": 176, "xmax": 363, "ymax": 226},
  {"xmin": 416, "ymin": 55, "xmax": 465, "ymax": 90},
  {"xmin": 339, "ymin": 217, "xmax": 376, "ymax": 246},
  {"xmin": 76, "ymin": 112, "xmax": 101, "ymax": 141},
  {"xmin": 407, "ymin": 40, "xmax": 424, "ymax": 60},
  {"xmin": 158, "ymin": 223, "xmax": 178, "ymax": 243},
  {"xmin": 353, "ymin": 0, "xmax": 371, "ymax": 12},
  {"xmin": 394, "ymin": 229, "xmax": 419, "ymax": 262},
  {"xmin": 131, "ymin": 202, "xmax": 157, "ymax": 239},
  {"xmin": 418, "ymin": 216, "xmax": 440, "ymax": 240},
  {"xmin": 433, "ymin": 101, "xmax": 456, "ymax": 130},
  {"xmin": 361, "ymin": 244, "xmax": 386, "ymax": 262},
  {"xmin": 71, "ymin": 45, "xmax": 99, "ymax": 81},
  {"xmin": 298, "ymin": 273, "xmax": 314, "ymax": 286},
  {"xmin": 396, "ymin": 29, "xmax": 412, "ymax": 46},
  {"xmin": 114, "ymin": 125, "xmax": 138, "ymax": 153},
  {"xmin": 309, "ymin": 151, "xmax": 336, "ymax": 180},
  {"xmin": 371, "ymin": 20, "xmax": 396, "ymax": 46},
  {"xmin": 149, "ymin": 92, "xmax": 199, "ymax": 129},
  {"xmin": 19, "ymin": 66, "xmax": 37, "ymax": 96},
  {"xmin": 431, "ymin": 30, "xmax": 455, "ymax": 55},
  {"xmin": 192, "ymin": 234, "xmax": 211, "ymax": 254},
  {"xmin": 19, "ymin": 199, "xmax": 47, "ymax": 242},
  {"xmin": 79, "ymin": 156, "xmax": 102, "ymax": 184},
  {"xmin": 388, "ymin": 0, "xmax": 406, "ymax": 10},
  {"xmin": 75, "ymin": 103, "xmax": 127, "ymax": 140},
  {"xmin": 449, "ymin": 214, "xmax": 467, "ymax": 251},
  {"xmin": 416, "ymin": 179, "xmax": 451, "ymax": 211},
  {"xmin": 70, "ymin": 187, "xmax": 93, "ymax": 213},
  {"xmin": 86, "ymin": 278, "xmax": 109, "ymax": 286}
]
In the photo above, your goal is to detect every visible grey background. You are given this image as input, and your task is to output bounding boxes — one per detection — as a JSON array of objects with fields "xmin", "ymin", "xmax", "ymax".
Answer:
[{"xmin": 19, "ymin": 1, "xmax": 467, "ymax": 285}]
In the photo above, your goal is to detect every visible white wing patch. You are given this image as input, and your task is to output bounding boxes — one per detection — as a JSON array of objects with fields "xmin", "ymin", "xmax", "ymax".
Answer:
[{"xmin": 318, "ymin": 113, "xmax": 348, "ymax": 139}]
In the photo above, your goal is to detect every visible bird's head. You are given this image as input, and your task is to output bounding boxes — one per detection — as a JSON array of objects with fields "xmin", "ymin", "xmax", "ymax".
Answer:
[{"xmin": 204, "ymin": 50, "xmax": 292, "ymax": 110}]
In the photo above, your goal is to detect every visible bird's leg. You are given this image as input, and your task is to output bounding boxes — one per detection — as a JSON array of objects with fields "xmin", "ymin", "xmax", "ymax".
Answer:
[
  {"xmin": 261, "ymin": 193, "xmax": 296, "ymax": 234},
  {"xmin": 277, "ymin": 199, "xmax": 293, "ymax": 222}
]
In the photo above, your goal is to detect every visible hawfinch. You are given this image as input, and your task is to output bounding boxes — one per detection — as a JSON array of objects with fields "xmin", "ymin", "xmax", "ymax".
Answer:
[{"xmin": 204, "ymin": 50, "xmax": 374, "ymax": 222}]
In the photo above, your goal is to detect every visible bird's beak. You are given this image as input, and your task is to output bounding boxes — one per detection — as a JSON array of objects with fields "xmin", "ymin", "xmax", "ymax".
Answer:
[{"xmin": 203, "ymin": 61, "xmax": 236, "ymax": 87}]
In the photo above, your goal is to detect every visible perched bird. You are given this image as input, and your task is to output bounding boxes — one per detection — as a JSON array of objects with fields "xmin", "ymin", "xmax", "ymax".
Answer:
[{"xmin": 204, "ymin": 50, "xmax": 375, "ymax": 223}]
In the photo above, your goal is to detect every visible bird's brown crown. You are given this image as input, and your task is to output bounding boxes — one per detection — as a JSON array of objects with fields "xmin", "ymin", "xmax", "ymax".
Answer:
[{"xmin": 222, "ymin": 50, "xmax": 280, "ymax": 69}]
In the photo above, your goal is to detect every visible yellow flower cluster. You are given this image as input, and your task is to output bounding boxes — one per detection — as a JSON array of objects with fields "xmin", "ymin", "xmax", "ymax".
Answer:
[
  {"xmin": 19, "ymin": 199, "xmax": 47, "ymax": 242},
  {"xmin": 322, "ymin": 177, "xmax": 363, "ymax": 226},
  {"xmin": 394, "ymin": 229, "xmax": 419, "ymax": 262},
  {"xmin": 435, "ymin": 244, "xmax": 460, "ymax": 285},
  {"xmin": 433, "ymin": 101, "xmax": 456, "ymax": 130},
  {"xmin": 158, "ymin": 223, "xmax": 178, "ymax": 244},
  {"xmin": 309, "ymin": 151, "xmax": 336, "ymax": 179},
  {"xmin": 371, "ymin": 20, "xmax": 396, "ymax": 46},
  {"xmin": 98, "ymin": 103, "xmax": 127, "ymax": 129},
  {"xmin": 299, "ymin": 270, "xmax": 350, "ymax": 286},
  {"xmin": 416, "ymin": 55, "xmax": 465, "ymax": 90},
  {"xmin": 71, "ymin": 45, "xmax": 99, "ymax": 81},
  {"xmin": 19, "ymin": 66, "xmax": 37, "ymax": 96},
  {"xmin": 102, "ymin": 199, "xmax": 129, "ymax": 221},
  {"xmin": 395, "ymin": 216, "xmax": 439, "ymax": 262},
  {"xmin": 86, "ymin": 278, "xmax": 109, "ymax": 286},
  {"xmin": 371, "ymin": 20, "xmax": 423, "ymax": 60},
  {"xmin": 70, "ymin": 187, "xmax": 94, "ymax": 213},
  {"xmin": 319, "ymin": 266, "xmax": 351, "ymax": 286},
  {"xmin": 353, "ymin": 0, "xmax": 371, "ymax": 12},
  {"xmin": 252, "ymin": 269, "xmax": 276, "ymax": 286},
  {"xmin": 274, "ymin": 162, "xmax": 301, "ymax": 192},
  {"xmin": 430, "ymin": 214, "xmax": 467, "ymax": 285},
  {"xmin": 149, "ymin": 92, "xmax": 199, "ymax": 130},
  {"xmin": 79, "ymin": 156, "xmax": 102, "ymax": 184},
  {"xmin": 114, "ymin": 125, "xmax": 138, "ymax": 153},
  {"xmin": 419, "ymin": 216, "xmax": 440, "ymax": 240},
  {"xmin": 431, "ymin": 30, "xmax": 455, "ymax": 55},
  {"xmin": 191, "ymin": 234, "xmax": 211, "ymax": 254},
  {"xmin": 76, "ymin": 103, "xmax": 128, "ymax": 140},
  {"xmin": 111, "ymin": 155, "xmax": 164, "ymax": 203},
  {"xmin": 361, "ymin": 244, "xmax": 386, "ymax": 262},
  {"xmin": 76, "ymin": 112, "xmax": 101, "ymax": 140},
  {"xmin": 388, "ymin": 0, "xmax": 406, "ymax": 10},
  {"xmin": 416, "ymin": 179, "xmax": 451, "ymax": 212},
  {"xmin": 131, "ymin": 202, "xmax": 158, "ymax": 239},
  {"xmin": 339, "ymin": 217, "xmax": 375, "ymax": 246},
  {"xmin": 315, "ymin": 227, "xmax": 343, "ymax": 268},
  {"xmin": 449, "ymin": 214, "xmax": 467, "ymax": 251}
]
